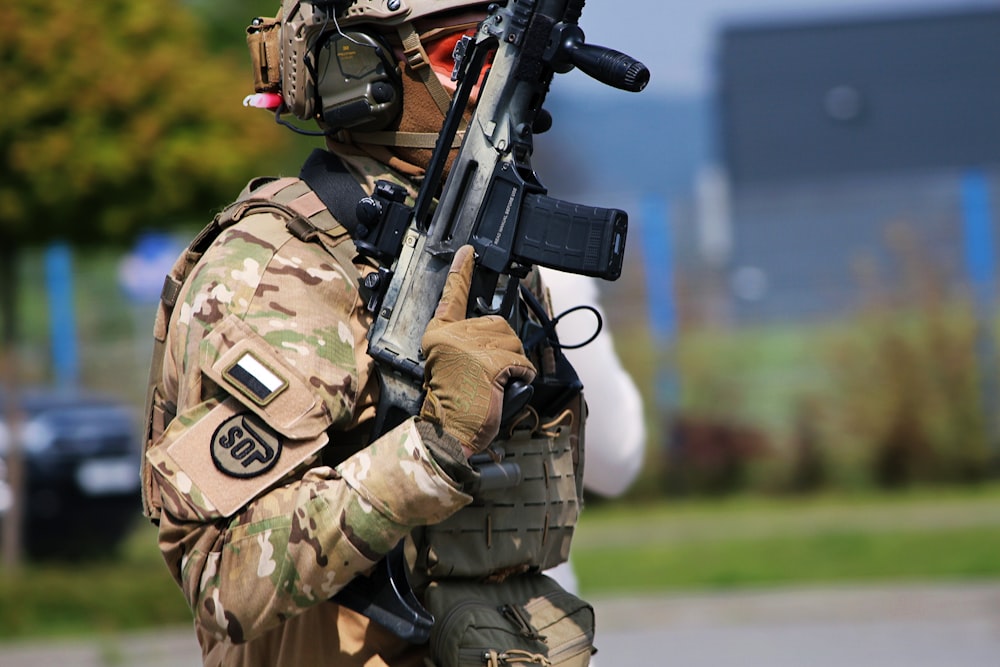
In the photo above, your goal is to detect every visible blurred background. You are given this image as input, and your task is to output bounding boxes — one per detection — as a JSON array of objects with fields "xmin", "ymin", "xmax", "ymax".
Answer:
[{"xmin": 3, "ymin": 0, "xmax": 1000, "ymax": 663}]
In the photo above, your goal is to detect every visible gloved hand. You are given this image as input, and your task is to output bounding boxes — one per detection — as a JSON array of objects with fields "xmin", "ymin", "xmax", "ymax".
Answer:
[{"xmin": 420, "ymin": 245, "xmax": 537, "ymax": 456}]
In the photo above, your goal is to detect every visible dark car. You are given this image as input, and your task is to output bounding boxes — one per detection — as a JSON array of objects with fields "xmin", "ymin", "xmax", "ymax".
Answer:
[{"xmin": 0, "ymin": 387, "xmax": 141, "ymax": 559}]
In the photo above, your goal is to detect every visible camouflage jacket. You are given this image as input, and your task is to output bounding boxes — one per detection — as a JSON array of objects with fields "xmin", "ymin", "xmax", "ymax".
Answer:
[{"xmin": 145, "ymin": 152, "xmax": 473, "ymax": 666}]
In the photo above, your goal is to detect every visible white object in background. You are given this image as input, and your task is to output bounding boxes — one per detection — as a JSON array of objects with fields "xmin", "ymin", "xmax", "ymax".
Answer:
[
  {"xmin": 541, "ymin": 268, "xmax": 646, "ymax": 593},
  {"xmin": 0, "ymin": 458, "xmax": 10, "ymax": 515},
  {"xmin": 540, "ymin": 268, "xmax": 646, "ymax": 667},
  {"xmin": 540, "ymin": 268, "xmax": 646, "ymax": 498}
]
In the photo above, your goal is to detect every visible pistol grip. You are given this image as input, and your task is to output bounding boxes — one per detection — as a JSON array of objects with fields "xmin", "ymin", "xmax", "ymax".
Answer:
[{"xmin": 500, "ymin": 379, "xmax": 534, "ymax": 426}]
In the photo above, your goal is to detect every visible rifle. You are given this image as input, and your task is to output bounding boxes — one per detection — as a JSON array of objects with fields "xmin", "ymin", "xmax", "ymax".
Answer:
[{"xmin": 331, "ymin": 0, "xmax": 648, "ymax": 643}]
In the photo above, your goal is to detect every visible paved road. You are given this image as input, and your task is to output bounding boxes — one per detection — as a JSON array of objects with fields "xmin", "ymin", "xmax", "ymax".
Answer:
[
  {"xmin": 593, "ymin": 582, "xmax": 1000, "ymax": 667},
  {"xmin": 2, "ymin": 582, "xmax": 999, "ymax": 666}
]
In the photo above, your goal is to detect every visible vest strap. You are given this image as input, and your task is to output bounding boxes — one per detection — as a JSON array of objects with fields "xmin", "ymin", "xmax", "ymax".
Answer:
[
  {"xmin": 398, "ymin": 22, "xmax": 453, "ymax": 116},
  {"xmin": 345, "ymin": 130, "xmax": 465, "ymax": 149}
]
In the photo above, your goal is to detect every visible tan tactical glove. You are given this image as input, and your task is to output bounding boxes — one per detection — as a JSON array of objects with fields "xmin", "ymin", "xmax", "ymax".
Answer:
[{"xmin": 420, "ymin": 245, "xmax": 537, "ymax": 455}]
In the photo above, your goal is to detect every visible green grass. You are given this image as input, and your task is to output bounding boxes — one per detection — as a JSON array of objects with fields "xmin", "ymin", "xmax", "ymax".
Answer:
[
  {"xmin": 574, "ymin": 486, "xmax": 1000, "ymax": 595},
  {"xmin": 2, "ymin": 486, "xmax": 1000, "ymax": 641},
  {"xmin": 577, "ymin": 526, "xmax": 1000, "ymax": 593},
  {"xmin": 0, "ymin": 521, "xmax": 191, "ymax": 640}
]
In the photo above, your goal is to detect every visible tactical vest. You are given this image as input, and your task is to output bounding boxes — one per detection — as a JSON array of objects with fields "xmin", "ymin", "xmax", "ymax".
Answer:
[
  {"xmin": 140, "ymin": 170, "xmax": 585, "ymax": 582},
  {"xmin": 413, "ymin": 391, "xmax": 585, "ymax": 582}
]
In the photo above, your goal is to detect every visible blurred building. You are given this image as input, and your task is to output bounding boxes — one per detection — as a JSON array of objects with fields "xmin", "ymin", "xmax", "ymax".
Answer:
[
  {"xmin": 714, "ymin": 6, "xmax": 1000, "ymax": 324},
  {"xmin": 539, "ymin": 7, "xmax": 1000, "ymax": 338}
]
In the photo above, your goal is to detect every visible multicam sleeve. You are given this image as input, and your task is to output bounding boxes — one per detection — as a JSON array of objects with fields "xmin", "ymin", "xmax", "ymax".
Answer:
[
  {"xmin": 154, "ymin": 217, "xmax": 471, "ymax": 645},
  {"xmin": 158, "ymin": 416, "xmax": 471, "ymax": 645}
]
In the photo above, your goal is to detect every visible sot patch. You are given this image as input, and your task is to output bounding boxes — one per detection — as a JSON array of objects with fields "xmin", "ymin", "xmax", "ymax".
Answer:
[{"xmin": 211, "ymin": 412, "xmax": 282, "ymax": 478}]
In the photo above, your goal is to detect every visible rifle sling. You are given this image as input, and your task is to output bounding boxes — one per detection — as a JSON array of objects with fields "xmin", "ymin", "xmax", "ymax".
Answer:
[{"xmin": 298, "ymin": 149, "xmax": 366, "ymax": 237}]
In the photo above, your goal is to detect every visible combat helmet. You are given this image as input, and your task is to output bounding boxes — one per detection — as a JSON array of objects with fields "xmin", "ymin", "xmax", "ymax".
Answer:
[{"xmin": 247, "ymin": 0, "xmax": 489, "ymax": 146}]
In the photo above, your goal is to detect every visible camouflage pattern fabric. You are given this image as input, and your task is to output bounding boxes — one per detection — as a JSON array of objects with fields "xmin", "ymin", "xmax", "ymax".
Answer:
[{"xmin": 148, "ymin": 153, "xmax": 471, "ymax": 666}]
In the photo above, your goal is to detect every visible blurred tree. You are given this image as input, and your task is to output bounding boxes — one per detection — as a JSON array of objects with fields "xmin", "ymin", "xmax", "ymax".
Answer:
[
  {"xmin": 0, "ymin": 0, "xmax": 290, "ymax": 570},
  {"xmin": 184, "ymin": 0, "xmax": 282, "ymax": 53},
  {"xmin": 181, "ymin": 0, "xmax": 321, "ymax": 174},
  {"xmin": 0, "ymin": 0, "xmax": 287, "ymax": 250}
]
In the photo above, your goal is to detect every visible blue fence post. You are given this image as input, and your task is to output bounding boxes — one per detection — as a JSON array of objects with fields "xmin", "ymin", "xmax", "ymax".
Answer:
[
  {"xmin": 962, "ymin": 169, "xmax": 997, "ymax": 308},
  {"xmin": 637, "ymin": 190, "xmax": 682, "ymax": 475},
  {"xmin": 961, "ymin": 168, "xmax": 999, "ymax": 458},
  {"xmin": 638, "ymin": 194, "xmax": 678, "ymax": 411},
  {"xmin": 45, "ymin": 242, "xmax": 78, "ymax": 390}
]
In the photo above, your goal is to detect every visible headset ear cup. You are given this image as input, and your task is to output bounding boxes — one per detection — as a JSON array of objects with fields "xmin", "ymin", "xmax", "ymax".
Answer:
[{"xmin": 314, "ymin": 31, "xmax": 403, "ymax": 132}]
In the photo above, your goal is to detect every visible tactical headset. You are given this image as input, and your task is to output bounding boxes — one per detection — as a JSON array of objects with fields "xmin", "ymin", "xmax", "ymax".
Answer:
[
  {"xmin": 277, "ymin": 0, "xmax": 403, "ymax": 132},
  {"xmin": 248, "ymin": 0, "xmax": 487, "ymax": 135}
]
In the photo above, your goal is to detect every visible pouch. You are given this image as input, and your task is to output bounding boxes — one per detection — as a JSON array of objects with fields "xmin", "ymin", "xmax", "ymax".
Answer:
[
  {"xmin": 424, "ymin": 575, "xmax": 595, "ymax": 667},
  {"xmin": 246, "ymin": 14, "xmax": 281, "ymax": 93}
]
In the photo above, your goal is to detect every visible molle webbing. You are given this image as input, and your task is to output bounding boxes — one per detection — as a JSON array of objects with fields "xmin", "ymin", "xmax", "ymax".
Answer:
[
  {"xmin": 140, "ymin": 177, "xmax": 358, "ymax": 521},
  {"xmin": 413, "ymin": 392, "xmax": 585, "ymax": 581}
]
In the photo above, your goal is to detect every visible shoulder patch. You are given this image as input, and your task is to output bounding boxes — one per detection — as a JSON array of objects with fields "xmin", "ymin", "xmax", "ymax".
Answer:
[
  {"xmin": 162, "ymin": 397, "xmax": 329, "ymax": 517},
  {"xmin": 211, "ymin": 411, "xmax": 282, "ymax": 477},
  {"xmin": 223, "ymin": 351, "xmax": 288, "ymax": 406},
  {"xmin": 201, "ymin": 315, "xmax": 334, "ymax": 440}
]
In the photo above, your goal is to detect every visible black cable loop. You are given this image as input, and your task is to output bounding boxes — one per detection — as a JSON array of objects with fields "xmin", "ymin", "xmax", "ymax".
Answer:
[
  {"xmin": 274, "ymin": 106, "xmax": 329, "ymax": 136},
  {"xmin": 548, "ymin": 304, "xmax": 603, "ymax": 350},
  {"xmin": 518, "ymin": 283, "xmax": 603, "ymax": 352}
]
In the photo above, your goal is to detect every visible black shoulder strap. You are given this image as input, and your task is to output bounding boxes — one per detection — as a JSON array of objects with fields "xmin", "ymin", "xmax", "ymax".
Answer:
[{"xmin": 299, "ymin": 149, "xmax": 366, "ymax": 236}]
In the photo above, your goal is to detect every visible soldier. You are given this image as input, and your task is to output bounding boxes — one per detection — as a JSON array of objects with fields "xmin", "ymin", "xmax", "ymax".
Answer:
[{"xmin": 141, "ymin": 1, "xmax": 610, "ymax": 665}]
